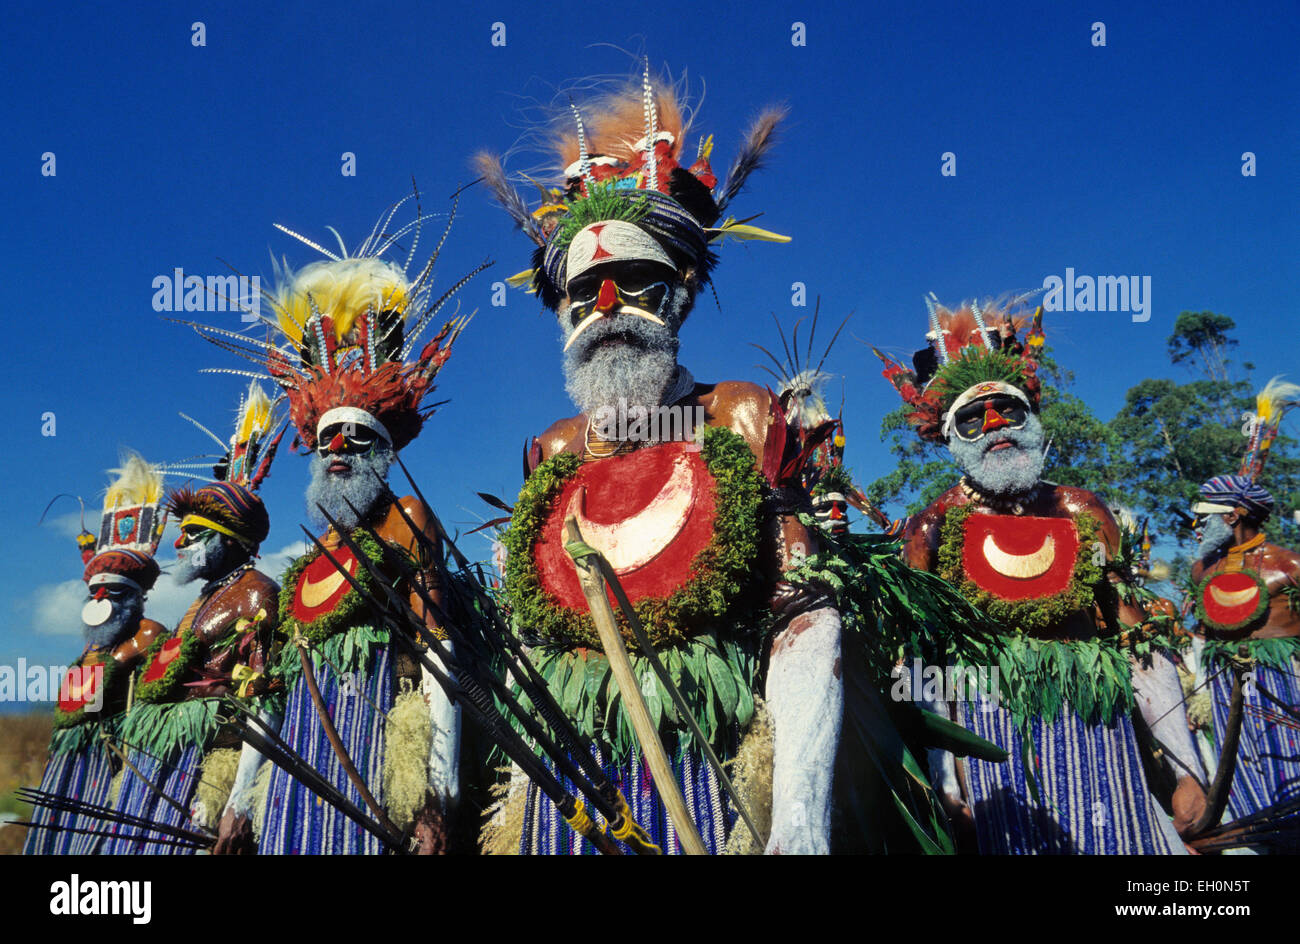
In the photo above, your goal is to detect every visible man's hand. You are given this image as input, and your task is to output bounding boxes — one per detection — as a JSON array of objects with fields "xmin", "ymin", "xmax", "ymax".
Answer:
[
  {"xmin": 1172, "ymin": 775, "xmax": 1208, "ymax": 838},
  {"xmin": 937, "ymin": 790, "xmax": 979, "ymax": 854},
  {"xmin": 213, "ymin": 809, "xmax": 256, "ymax": 855},
  {"xmin": 411, "ymin": 796, "xmax": 449, "ymax": 855}
]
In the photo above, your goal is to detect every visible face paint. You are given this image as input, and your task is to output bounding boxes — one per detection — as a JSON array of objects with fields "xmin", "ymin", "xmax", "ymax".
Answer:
[
  {"xmin": 562, "ymin": 261, "xmax": 674, "ymax": 351},
  {"xmin": 317, "ymin": 422, "xmax": 383, "ymax": 458},
  {"xmin": 948, "ymin": 410, "xmax": 1046, "ymax": 497},
  {"xmin": 950, "ymin": 394, "xmax": 1030, "ymax": 442},
  {"xmin": 173, "ymin": 529, "xmax": 234, "ymax": 586}
]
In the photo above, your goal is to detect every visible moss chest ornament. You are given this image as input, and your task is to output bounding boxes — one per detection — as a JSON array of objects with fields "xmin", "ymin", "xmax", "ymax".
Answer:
[
  {"xmin": 53, "ymin": 655, "xmax": 125, "ymax": 729},
  {"xmin": 505, "ymin": 426, "xmax": 764, "ymax": 650},
  {"xmin": 1196, "ymin": 568, "xmax": 1269, "ymax": 634},
  {"xmin": 278, "ymin": 528, "xmax": 389, "ymax": 646},
  {"xmin": 938, "ymin": 504, "xmax": 1102, "ymax": 634}
]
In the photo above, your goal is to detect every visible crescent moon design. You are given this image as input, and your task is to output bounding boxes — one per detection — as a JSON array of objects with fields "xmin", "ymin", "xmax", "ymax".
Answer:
[
  {"xmin": 64, "ymin": 669, "xmax": 96, "ymax": 702},
  {"xmin": 982, "ymin": 533, "xmax": 1056, "ymax": 579},
  {"xmin": 566, "ymin": 453, "xmax": 697, "ymax": 574},
  {"xmin": 155, "ymin": 639, "xmax": 181, "ymax": 666},
  {"xmin": 300, "ymin": 554, "xmax": 357, "ymax": 609},
  {"xmin": 1208, "ymin": 584, "xmax": 1259, "ymax": 608}
]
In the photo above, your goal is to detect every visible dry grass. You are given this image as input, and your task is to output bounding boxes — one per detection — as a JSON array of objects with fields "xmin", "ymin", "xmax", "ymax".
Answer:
[{"xmin": 0, "ymin": 713, "xmax": 53, "ymax": 855}]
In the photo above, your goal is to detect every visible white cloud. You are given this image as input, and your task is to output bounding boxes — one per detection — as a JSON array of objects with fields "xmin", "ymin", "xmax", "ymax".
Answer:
[{"xmin": 30, "ymin": 579, "xmax": 87, "ymax": 637}]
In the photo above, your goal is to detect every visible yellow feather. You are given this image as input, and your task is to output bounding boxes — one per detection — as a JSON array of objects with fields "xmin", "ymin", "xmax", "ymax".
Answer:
[
  {"xmin": 103, "ymin": 452, "xmax": 163, "ymax": 509},
  {"xmin": 235, "ymin": 381, "xmax": 273, "ymax": 444},
  {"xmin": 1255, "ymin": 376, "xmax": 1300, "ymax": 424},
  {"xmin": 273, "ymin": 259, "xmax": 413, "ymax": 346}
]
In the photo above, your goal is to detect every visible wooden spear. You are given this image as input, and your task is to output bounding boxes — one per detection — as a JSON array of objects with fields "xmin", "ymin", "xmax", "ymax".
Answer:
[{"xmin": 563, "ymin": 516, "xmax": 708, "ymax": 855}]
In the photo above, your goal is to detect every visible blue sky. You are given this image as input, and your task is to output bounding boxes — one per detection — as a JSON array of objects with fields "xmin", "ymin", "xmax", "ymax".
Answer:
[{"xmin": 1, "ymin": 0, "xmax": 1295, "ymax": 692}]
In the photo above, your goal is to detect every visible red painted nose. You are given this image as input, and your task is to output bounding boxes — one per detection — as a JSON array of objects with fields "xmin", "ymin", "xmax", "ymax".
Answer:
[
  {"xmin": 328, "ymin": 432, "xmax": 346, "ymax": 452},
  {"xmin": 91, "ymin": 587, "xmax": 109, "ymax": 601},
  {"xmin": 981, "ymin": 403, "xmax": 1010, "ymax": 433},
  {"xmin": 174, "ymin": 533, "xmax": 185, "ymax": 550},
  {"xmin": 595, "ymin": 279, "xmax": 619, "ymax": 313}
]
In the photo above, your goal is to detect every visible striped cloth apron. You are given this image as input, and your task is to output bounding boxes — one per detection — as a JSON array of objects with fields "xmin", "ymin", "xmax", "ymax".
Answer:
[
  {"xmin": 259, "ymin": 642, "xmax": 393, "ymax": 854},
  {"xmin": 518, "ymin": 740, "xmax": 736, "ymax": 855},
  {"xmin": 1206, "ymin": 654, "xmax": 1300, "ymax": 825},
  {"xmin": 23, "ymin": 740, "xmax": 116, "ymax": 855},
  {"xmin": 960, "ymin": 696, "xmax": 1182, "ymax": 854},
  {"xmin": 100, "ymin": 743, "xmax": 204, "ymax": 855}
]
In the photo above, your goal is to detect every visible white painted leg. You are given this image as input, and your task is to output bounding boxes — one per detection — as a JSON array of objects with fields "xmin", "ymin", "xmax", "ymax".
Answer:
[
  {"xmin": 764, "ymin": 606, "xmax": 842, "ymax": 855},
  {"xmin": 1131, "ymin": 652, "xmax": 1206, "ymax": 781},
  {"xmin": 423, "ymin": 645, "xmax": 461, "ymax": 806}
]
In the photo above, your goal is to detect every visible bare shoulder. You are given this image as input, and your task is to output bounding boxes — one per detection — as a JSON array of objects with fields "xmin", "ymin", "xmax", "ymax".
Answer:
[
  {"xmin": 1057, "ymin": 486, "xmax": 1120, "ymax": 548},
  {"xmin": 393, "ymin": 494, "xmax": 440, "ymax": 541},
  {"xmin": 695, "ymin": 381, "xmax": 777, "ymax": 461},
  {"xmin": 238, "ymin": 568, "xmax": 281, "ymax": 603},
  {"xmin": 536, "ymin": 414, "xmax": 587, "ymax": 461},
  {"xmin": 697, "ymin": 381, "xmax": 772, "ymax": 418},
  {"xmin": 901, "ymin": 484, "xmax": 964, "ymax": 569}
]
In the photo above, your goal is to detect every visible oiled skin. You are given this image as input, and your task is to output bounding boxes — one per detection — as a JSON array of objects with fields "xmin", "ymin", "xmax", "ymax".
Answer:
[{"xmin": 900, "ymin": 481, "xmax": 1146, "ymax": 637}]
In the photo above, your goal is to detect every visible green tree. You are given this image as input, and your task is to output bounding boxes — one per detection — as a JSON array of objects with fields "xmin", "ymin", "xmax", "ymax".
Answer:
[{"xmin": 1108, "ymin": 312, "xmax": 1300, "ymax": 548}]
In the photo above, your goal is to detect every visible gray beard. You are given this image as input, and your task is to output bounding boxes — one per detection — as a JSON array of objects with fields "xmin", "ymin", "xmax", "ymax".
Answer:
[
  {"xmin": 1196, "ymin": 515, "xmax": 1234, "ymax": 562},
  {"xmin": 173, "ymin": 533, "xmax": 239, "ymax": 586},
  {"xmin": 84, "ymin": 598, "xmax": 142, "ymax": 650},
  {"xmin": 306, "ymin": 447, "xmax": 394, "ymax": 531},
  {"xmin": 560, "ymin": 287, "xmax": 688, "ymax": 418},
  {"xmin": 948, "ymin": 413, "xmax": 1047, "ymax": 497}
]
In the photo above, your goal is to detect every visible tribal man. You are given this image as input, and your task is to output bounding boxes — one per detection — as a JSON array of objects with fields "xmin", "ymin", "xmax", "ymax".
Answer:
[
  {"xmin": 103, "ymin": 385, "xmax": 283, "ymax": 855},
  {"xmin": 878, "ymin": 297, "xmax": 1203, "ymax": 854},
  {"xmin": 188, "ymin": 207, "xmax": 488, "ymax": 854},
  {"xmin": 1187, "ymin": 381, "xmax": 1300, "ymax": 836},
  {"xmin": 24, "ymin": 455, "xmax": 168, "ymax": 854},
  {"xmin": 476, "ymin": 72, "xmax": 845, "ymax": 854}
]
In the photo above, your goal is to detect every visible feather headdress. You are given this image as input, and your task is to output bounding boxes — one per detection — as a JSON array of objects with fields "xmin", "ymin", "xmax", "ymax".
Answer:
[
  {"xmin": 474, "ymin": 61, "xmax": 790, "ymax": 311},
  {"xmin": 874, "ymin": 294, "xmax": 1044, "ymax": 443},
  {"xmin": 82, "ymin": 451, "xmax": 167, "ymax": 591},
  {"xmin": 1239, "ymin": 376, "xmax": 1300, "ymax": 482},
  {"xmin": 167, "ymin": 381, "xmax": 287, "ymax": 550},
  {"xmin": 177, "ymin": 190, "xmax": 490, "ymax": 451}
]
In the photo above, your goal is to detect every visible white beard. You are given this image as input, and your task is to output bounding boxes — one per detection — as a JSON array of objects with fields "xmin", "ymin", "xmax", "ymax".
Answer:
[{"xmin": 560, "ymin": 285, "xmax": 691, "ymax": 417}]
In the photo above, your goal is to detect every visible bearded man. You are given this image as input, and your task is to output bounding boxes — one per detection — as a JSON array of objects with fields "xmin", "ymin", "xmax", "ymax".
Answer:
[
  {"xmin": 879, "ymin": 298, "xmax": 1203, "ymax": 854},
  {"xmin": 190, "ymin": 213, "xmax": 487, "ymax": 854},
  {"xmin": 1188, "ymin": 464, "xmax": 1300, "ymax": 831},
  {"xmin": 104, "ymin": 387, "xmax": 283, "ymax": 855},
  {"xmin": 477, "ymin": 74, "xmax": 845, "ymax": 854},
  {"xmin": 24, "ymin": 455, "xmax": 167, "ymax": 855}
]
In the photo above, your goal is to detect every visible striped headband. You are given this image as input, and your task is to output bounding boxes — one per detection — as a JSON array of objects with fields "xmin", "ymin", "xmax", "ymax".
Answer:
[{"xmin": 1195, "ymin": 474, "xmax": 1274, "ymax": 519}]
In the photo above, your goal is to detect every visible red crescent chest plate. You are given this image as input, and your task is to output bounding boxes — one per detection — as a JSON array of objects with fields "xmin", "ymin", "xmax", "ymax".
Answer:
[
  {"xmin": 139, "ymin": 635, "xmax": 186, "ymax": 686},
  {"xmin": 1201, "ymin": 571, "xmax": 1265, "ymax": 627},
  {"xmin": 58, "ymin": 662, "xmax": 104, "ymax": 714},
  {"xmin": 961, "ymin": 514, "xmax": 1080, "ymax": 601},
  {"xmin": 292, "ymin": 544, "xmax": 359, "ymax": 622},
  {"xmin": 535, "ymin": 442, "xmax": 717, "ymax": 610}
]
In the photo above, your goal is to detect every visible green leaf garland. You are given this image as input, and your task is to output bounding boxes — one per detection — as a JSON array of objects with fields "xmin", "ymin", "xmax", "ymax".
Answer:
[
  {"xmin": 937, "ymin": 504, "xmax": 1104, "ymax": 635},
  {"xmin": 503, "ymin": 425, "xmax": 765, "ymax": 650}
]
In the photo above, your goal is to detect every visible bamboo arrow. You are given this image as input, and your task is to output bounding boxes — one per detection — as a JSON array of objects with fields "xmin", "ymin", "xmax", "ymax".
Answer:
[
  {"xmin": 574, "ymin": 535, "xmax": 763, "ymax": 846},
  {"xmin": 563, "ymin": 515, "xmax": 708, "ymax": 855}
]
